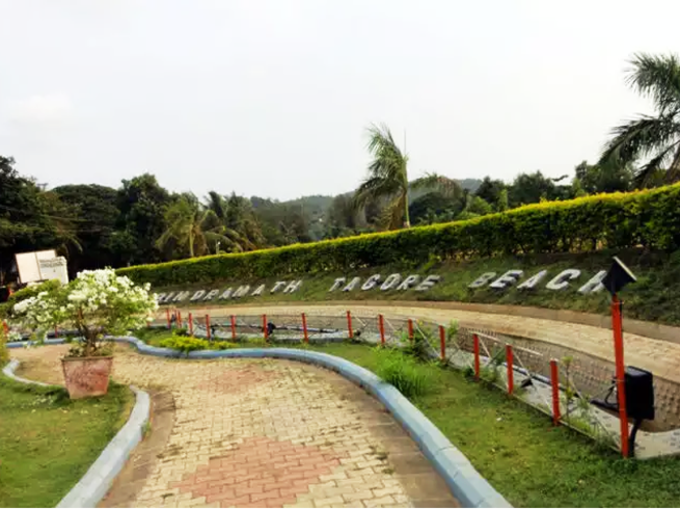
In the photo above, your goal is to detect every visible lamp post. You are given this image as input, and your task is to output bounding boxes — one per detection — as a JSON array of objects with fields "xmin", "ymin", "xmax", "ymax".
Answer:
[
  {"xmin": 216, "ymin": 241, "xmax": 221, "ymax": 255},
  {"xmin": 601, "ymin": 256, "xmax": 637, "ymax": 458}
]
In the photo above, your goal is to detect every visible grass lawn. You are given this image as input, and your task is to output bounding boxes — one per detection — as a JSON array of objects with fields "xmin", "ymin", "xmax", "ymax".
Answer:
[
  {"xmin": 135, "ymin": 329, "xmax": 680, "ymax": 507},
  {"xmin": 0, "ymin": 374, "xmax": 133, "ymax": 508}
]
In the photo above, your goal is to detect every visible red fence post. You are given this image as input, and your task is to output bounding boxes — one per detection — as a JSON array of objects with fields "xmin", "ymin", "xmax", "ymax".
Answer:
[
  {"xmin": 408, "ymin": 318, "xmax": 414, "ymax": 341},
  {"xmin": 473, "ymin": 333, "xmax": 481, "ymax": 380},
  {"xmin": 506, "ymin": 344, "xmax": 514, "ymax": 395},
  {"xmin": 378, "ymin": 314, "xmax": 385, "ymax": 346},
  {"xmin": 439, "ymin": 325, "xmax": 446, "ymax": 361},
  {"xmin": 302, "ymin": 313, "xmax": 309, "ymax": 343},
  {"xmin": 188, "ymin": 313, "xmax": 194, "ymax": 336},
  {"xmin": 205, "ymin": 314, "xmax": 211, "ymax": 340},
  {"xmin": 230, "ymin": 315, "xmax": 237, "ymax": 341},
  {"xmin": 550, "ymin": 359, "xmax": 561, "ymax": 426},
  {"xmin": 263, "ymin": 314, "xmax": 268, "ymax": 341},
  {"xmin": 177, "ymin": 310, "xmax": 182, "ymax": 329},
  {"xmin": 166, "ymin": 308, "xmax": 171, "ymax": 329},
  {"xmin": 612, "ymin": 295, "xmax": 630, "ymax": 458},
  {"xmin": 346, "ymin": 310, "xmax": 353, "ymax": 339},
  {"xmin": 2, "ymin": 321, "xmax": 9, "ymax": 336}
]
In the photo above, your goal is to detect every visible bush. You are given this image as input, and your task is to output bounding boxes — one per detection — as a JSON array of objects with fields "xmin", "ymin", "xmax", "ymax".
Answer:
[
  {"xmin": 0, "ymin": 279, "xmax": 61, "ymax": 320},
  {"xmin": 117, "ymin": 184, "xmax": 680, "ymax": 287},
  {"xmin": 158, "ymin": 336, "xmax": 237, "ymax": 353},
  {"xmin": 0, "ymin": 329, "xmax": 8, "ymax": 366},
  {"xmin": 376, "ymin": 349, "xmax": 434, "ymax": 399}
]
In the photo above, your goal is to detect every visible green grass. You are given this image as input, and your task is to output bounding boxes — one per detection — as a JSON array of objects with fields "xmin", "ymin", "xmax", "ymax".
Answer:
[
  {"xmin": 156, "ymin": 248, "xmax": 680, "ymax": 326},
  {"xmin": 0, "ymin": 375, "xmax": 133, "ymax": 508},
  {"xmin": 301, "ymin": 343, "xmax": 680, "ymax": 508}
]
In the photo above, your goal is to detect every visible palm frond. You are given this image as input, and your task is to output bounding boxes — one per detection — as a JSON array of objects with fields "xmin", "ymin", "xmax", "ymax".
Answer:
[
  {"xmin": 632, "ymin": 142, "xmax": 679, "ymax": 187},
  {"xmin": 626, "ymin": 53, "xmax": 680, "ymax": 114},
  {"xmin": 600, "ymin": 115, "xmax": 680, "ymax": 166}
]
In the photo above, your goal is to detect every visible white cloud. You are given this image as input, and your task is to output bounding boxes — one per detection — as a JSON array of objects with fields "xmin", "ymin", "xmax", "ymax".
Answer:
[{"xmin": 9, "ymin": 94, "xmax": 74, "ymax": 126}]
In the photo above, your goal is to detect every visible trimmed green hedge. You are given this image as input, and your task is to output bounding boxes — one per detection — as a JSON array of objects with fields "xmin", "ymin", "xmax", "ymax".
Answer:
[{"xmin": 118, "ymin": 184, "xmax": 680, "ymax": 287}]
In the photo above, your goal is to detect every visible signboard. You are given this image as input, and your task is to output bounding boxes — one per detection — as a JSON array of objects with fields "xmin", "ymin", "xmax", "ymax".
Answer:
[
  {"xmin": 38, "ymin": 257, "xmax": 69, "ymax": 285},
  {"xmin": 15, "ymin": 250, "xmax": 57, "ymax": 284}
]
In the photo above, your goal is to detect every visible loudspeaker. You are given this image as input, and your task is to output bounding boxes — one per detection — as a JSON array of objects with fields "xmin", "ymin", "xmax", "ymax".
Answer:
[{"xmin": 602, "ymin": 256, "xmax": 637, "ymax": 295}]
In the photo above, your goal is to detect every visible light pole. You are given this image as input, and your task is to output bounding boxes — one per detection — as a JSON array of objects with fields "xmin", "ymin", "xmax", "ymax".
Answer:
[{"xmin": 216, "ymin": 241, "xmax": 221, "ymax": 255}]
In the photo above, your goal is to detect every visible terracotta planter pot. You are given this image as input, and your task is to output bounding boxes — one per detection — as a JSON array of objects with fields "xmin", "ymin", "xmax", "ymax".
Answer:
[{"xmin": 61, "ymin": 356, "xmax": 113, "ymax": 399}]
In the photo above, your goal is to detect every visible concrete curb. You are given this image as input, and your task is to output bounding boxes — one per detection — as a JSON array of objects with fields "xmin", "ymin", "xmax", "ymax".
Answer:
[
  {"xmin": 7, "ymin": 336, "xmax": 510, "ymax": 508},
  {"xmin": 1, "ymin": 355, "xmax": 151, "ymax": 509}
]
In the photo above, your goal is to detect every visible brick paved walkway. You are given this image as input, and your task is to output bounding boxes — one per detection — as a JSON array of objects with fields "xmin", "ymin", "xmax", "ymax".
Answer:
[
  {"xmin": 12, "ymin": 345, "xmax": 458, "ymax": 508},
  {"xmin": 183, "ymin": 302, "xmax": 680, "ymax": 386}
]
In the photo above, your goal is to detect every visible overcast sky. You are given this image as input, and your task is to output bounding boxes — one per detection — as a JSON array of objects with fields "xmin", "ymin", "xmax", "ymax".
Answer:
[{"xmin": 1, "ymin": 0, "xmax": 677, "ymax": 201}]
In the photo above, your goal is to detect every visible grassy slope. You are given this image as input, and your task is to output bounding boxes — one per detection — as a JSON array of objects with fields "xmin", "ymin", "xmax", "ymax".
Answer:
[
  {"xmin": 134, "ymin": 331, "xmax": 680, "ymax": 507},
  {"xmin": 158, "ymin": 248, "xmax": 680, "ymax": 326},
  {"xmin": 0, "ymin": 376, "xmax": 132, "ymax": 508}
]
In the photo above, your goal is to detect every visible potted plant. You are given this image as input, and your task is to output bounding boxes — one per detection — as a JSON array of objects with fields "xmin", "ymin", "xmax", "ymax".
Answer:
[{"xmin": 12, "ymin": 269, "xmax": 157, "ymax": 398}]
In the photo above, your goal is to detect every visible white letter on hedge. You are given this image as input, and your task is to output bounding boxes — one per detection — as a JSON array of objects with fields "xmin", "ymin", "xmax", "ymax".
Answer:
[
  {"xmin": 415, "ymin": 275, "xmax": 441, "ymax": 292},
  {"xmin": 283, "ymin": 280, "xmax": 302, "ymax": 294},
  {"xmin": 468, "ymin": 272, "xmax": 496, "ymax": 288},
  {"xmin": 380, "ymin": 274, "xmax": 402, "ymax": 291},
  {"xmin": 546, "ymin": 269, "xmax": 581, "ymax": 291},
  {"xmin": 271, "ymin": 281, "xmax": 287, "ymax": 293},
  {"xmin": 251, "ymin": 284, "xmax": 266, "ymax": 296},
  {"xmin": 233, "ymin": 285, "xmax": 250, "ymax": 298},
  {"xmin": 490, "ymin": 270, "xmax": 524, "ymax": 289},
  {"xmin": 342, "ymin": 277, "xmax": 361, "ymax": 292},
  {"xmin": 218, "ymin": 288, "xmax": 233, "ymax": 299},
  {"xmin": 517, "ymin": 270, "xmax": 547, "ymax": 290},
  {"xmin": 397, "ymin": 274, "xmax": 420, "ymax": 291},
  {"xmin": 204, "ymin": 289, "xmax": 220, "ymax": 300},
  {"xmin": 361, "ymin": 274, "xmax": 381, "ymax": 291},
  {"xmin": 329, "ymin": 278, "xmax": 346, "ymax": 292},
  {"xmin": 172, "ymin": 291, "xmax": 191, "ymax": 302},
  {"xmin": 190, "ymin": 290, "xmax": 206, "ymax": 301},
  {"xmin": 578, "ymin": 270, "xmax": 607, "ymax": 294},
  {"xmin": 156, "ymin": 292, "xmax": 167, "ymax": 303}
]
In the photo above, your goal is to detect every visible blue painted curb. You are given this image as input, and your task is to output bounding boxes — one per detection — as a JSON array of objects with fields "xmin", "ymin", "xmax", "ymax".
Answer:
[
  {"xmin": 1, "ymin": 356, "xmax": 151, "ymax": 509},
  {"xmin": 6, "ymin": 336, "xmax": 510, "ymax": 508}
]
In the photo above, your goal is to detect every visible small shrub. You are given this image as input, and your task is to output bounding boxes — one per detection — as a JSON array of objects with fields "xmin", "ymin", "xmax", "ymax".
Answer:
[
  {"xmin": 0, "ymin": 327, "xmax": 8, "ymax": 366},
  {"xmin": 402, "ymin": 321, "xmax": 434, "ymax": 361},
  {"xmin": 158, "ymin": 336, "xmax": 237, "ymax": 353},
  {"xmin": 376, "ymin": 349, "xmax": 433, "ymax": 399}
]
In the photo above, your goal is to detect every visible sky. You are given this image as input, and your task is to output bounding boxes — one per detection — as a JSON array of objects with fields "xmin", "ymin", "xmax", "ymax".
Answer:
[{"xmin": 0, "ymin": 0, "xmax": 678, "ymax": 201}]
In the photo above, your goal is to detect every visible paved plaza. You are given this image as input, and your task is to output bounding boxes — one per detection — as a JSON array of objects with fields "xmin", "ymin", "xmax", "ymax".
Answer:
[{"xmin": 11, "ymin": 345, "xmax": 457, "ymax": 509}]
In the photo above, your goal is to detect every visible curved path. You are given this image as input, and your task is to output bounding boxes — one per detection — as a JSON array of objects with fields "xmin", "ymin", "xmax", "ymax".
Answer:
[
  {"xmin": 11, "ymin": 345, "xmax": 458, "ymax": 509},
  {"xmin": 183, "ymin": 302, "xmax": 680, "ymax": 386}
]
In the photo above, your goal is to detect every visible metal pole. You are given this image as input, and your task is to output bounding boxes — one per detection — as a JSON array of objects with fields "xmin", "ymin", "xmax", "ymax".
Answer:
[
  {"xmin": 506, "ymin": 344, "xmax": 514, "ymax": 395},
  {"xmin": 612, "ymin": 294, "xmax": 630, "ymax": 457},
  {"xmin": 379, "ymin": 314, "xmax": 385, "ymax": 346},
  {"xmin": 408, "ymin": 318, "xmax": 414, "ymax": 340},
  {"xmin": 550, "ymin": 359, "xmax": 561, "ymax": 426},
  {"xmin": 263, "ymin": 314, "xmax": 268, "ymax": 341},
  {"xmin": 302, "ymin": 313, "xmax": 309, "ymax": 343},
  {"xmin": 439, "ymin": 325, "xmax": 446, "ymax": 361},
  {"xmin": 188, "ymin": 313, "xmax": 193, "ymax": 336},
  {"xmin": 346, "ymin": 310, "xmax": 353, "ymax": 339},
  {"xmin": 473, "ymin": 333, "xmax": 481, "ymax": 380},
  {"xmin": 230, "ymin": 315, "xmax": 237, "ymax": 341},
  {"xmin": 205, "ymin": 314, "xmax": 211, "ymax": 340}
]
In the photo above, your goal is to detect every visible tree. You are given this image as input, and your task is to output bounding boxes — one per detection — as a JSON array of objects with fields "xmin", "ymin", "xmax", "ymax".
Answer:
[
  {"xmin": 53, "ymin": 184, "xmax": 122, "ymax": 274},
  {"xmin": 508, "ymin": 171, "xmax": 558, "ymax": 206},
  {"xmin": 600, "ymin": 53, "xmax": 680, "ymax": 187},
  {"xmin": 116, "ymin": 174, "xmax": 172, "ymax": 265},
  {"xmin": 475, "ymin": 177, "xmax": 507, "ymax": 206},
  {"xmin": 573, "ymin": 160, "xmax": 633, "ymax": 194},
  {"xmin": 354, "ymin": 123, "xmax": 461, "ymax": 229},
  {"xmin": 156, "ymin": 195, "xmax": 246, "ymax": 258}
]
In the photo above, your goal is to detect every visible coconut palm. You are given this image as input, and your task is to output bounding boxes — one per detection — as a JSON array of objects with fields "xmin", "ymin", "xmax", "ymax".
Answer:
[
  {"xmin": 600, "ymin": 53, "xmax": 680, "ymax": 187},
  {"xmin": 353, "ymin": 124, "xmax": 462, "ymax": 229},
  {"xmin": 156, "ymin": 194, "xmax": 247, "ymax": 258}
]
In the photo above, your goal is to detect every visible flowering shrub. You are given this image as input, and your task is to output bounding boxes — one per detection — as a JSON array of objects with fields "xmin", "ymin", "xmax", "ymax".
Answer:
[{"xmin": 12, "ymin": 269, "xmax": 158, "ymax": 358}]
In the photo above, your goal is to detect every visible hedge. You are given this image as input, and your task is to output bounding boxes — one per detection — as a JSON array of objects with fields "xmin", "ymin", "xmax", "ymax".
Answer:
[{"xmin": 117, "ymin": 184, "xmax": 680, "ymax": 287}]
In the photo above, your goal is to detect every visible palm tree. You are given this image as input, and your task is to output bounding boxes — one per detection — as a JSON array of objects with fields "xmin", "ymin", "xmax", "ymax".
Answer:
[
  {"xmin": 353, "ymin": 123, "xmax": 462, "ymax": 229},
  {"xmin": 156, "ymin": 195, "xmax": 247, "ymax": 258},
  {"xmin": 600, "ymin": 53, "xmax": 680, "ymax": 187}
]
